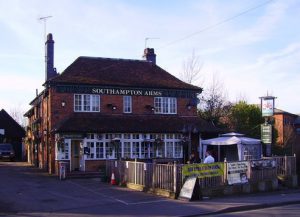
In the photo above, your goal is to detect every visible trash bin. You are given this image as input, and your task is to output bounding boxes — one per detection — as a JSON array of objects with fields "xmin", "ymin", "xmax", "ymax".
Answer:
[{"xmin": 59, "ymin": 161, "xmax": 67, "ymax": 180}]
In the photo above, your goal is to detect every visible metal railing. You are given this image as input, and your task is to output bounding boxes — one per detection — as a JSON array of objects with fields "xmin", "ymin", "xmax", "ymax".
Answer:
[{"xmin": 263, "ymin": 155, "xmax": 297, "ymax": 177}]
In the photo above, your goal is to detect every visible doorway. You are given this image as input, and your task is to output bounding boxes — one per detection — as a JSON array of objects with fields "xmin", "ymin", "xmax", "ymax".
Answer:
[{"xmin": 71, "ymin": 140, "xmax": 82, "ymax": 171}]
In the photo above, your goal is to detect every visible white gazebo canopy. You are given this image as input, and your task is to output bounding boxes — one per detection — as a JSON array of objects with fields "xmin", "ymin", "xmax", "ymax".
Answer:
[
  {"xmin": 201, "ymin": 133, "xmax": 262, "ymax": 161},
  {"xmin": 220, "ymin": 132, "xmax": 245, "ymax": 137}
]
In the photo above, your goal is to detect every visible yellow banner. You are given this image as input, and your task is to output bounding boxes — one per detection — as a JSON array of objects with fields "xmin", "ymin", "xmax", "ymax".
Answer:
[{"xmin": 182, "ymin": 163, "xmax": 224, "ymax": 178}]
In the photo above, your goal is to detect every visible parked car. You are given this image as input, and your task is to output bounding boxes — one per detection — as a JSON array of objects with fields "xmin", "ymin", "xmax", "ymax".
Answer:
[{"xmin": 0, "ymin": 143, "xmax": 15, "ymax": 161}]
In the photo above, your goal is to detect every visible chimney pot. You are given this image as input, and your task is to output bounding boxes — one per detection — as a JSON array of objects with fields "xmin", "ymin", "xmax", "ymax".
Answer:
[{"xmin": 143, "ymin": 48, "xmax": 156, "ymax": 64}]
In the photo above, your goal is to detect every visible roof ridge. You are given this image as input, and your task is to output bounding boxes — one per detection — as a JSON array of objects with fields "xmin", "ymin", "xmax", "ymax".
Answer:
[{"xmin": 78, "ymin": 56, "xmax": 148, "ymax": 63}]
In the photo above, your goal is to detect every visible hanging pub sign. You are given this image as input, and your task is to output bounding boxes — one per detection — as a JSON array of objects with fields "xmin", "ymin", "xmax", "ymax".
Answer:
[{"xmin": 260, "ymin": 96, "xmax": 276, "ymax": 117}]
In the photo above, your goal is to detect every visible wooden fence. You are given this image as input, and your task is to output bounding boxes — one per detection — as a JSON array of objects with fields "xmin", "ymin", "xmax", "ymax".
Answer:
[{"xmin": 106, "ymin": 155, "xmax": 296, "ymax": 195}]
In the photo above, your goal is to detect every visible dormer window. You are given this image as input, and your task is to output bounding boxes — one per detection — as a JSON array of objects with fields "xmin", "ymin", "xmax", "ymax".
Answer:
[{"xmin": 74, "ymin": 94, "xmax": 100, "ymax": 112}]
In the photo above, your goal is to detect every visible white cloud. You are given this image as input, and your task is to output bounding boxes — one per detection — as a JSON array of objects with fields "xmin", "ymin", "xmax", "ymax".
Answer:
[{"xmin": 213, "ymin": 42, "xmax": 300, "ymax": 113}]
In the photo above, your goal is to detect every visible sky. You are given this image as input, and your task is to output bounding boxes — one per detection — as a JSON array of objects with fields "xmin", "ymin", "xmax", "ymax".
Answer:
[{"xmin": 0, "ymin": 0, "xmax": 300, "ymax": 115}]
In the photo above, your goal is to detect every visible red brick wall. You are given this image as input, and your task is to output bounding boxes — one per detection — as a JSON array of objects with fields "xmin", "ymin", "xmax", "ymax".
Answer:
[
  {"xmin": 85, "ymin": 160, "xmax": 106, "ymax": 172},
  {"xmin": 44, "ymin": 88, "xmax": 199, "ymax": 174},
  {"xmin": 48, "ymin": 89, "xmax": 198, "ymax": 120}
]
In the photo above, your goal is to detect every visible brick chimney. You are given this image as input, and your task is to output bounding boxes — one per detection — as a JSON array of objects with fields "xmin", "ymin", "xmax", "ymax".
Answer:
[
  {"xmin": 143, "ymin": 48, "xmax": 156, "ymax": 64},
  {"xmin": 45, "ymin": 33, "xmax": 57, "ymax": 81}
]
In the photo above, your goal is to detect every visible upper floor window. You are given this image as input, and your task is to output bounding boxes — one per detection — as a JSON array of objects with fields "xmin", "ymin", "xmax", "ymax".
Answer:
[
  {"xmin": 74, "ymin": 94, "xmax": 100, "ymax": 112},
  {"xmin": 154, "ymin": 97, "xmax": 177, "ymax": 114},
  {"xmin": 123, "ymin": 96, "xmax": 132, "ymax": 113}
]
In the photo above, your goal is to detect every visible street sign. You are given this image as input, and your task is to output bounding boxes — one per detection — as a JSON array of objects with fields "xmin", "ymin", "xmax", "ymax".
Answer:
[{"xmin": 261, "ymin": 124, "xmax": 272, "ymax": 144}]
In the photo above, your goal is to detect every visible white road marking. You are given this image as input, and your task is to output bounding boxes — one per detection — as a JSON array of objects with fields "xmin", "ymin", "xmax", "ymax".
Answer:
[
  {"xmin": 67, "ymin": 180, "xmax": 169, "ymax": 206},
  {"xmin": 127, "ymin": 199, "xmax": 169, "ymax": 205}
]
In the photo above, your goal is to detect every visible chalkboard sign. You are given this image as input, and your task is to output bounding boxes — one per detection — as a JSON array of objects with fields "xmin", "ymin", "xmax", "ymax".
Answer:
[{"xmin": 179, "ymin": 177, "xmax": 201, "ymax": 201}]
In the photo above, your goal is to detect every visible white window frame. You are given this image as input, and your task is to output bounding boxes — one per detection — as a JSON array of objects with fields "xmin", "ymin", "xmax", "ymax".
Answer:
[
  {"xmin": 55, "ymin": 138, "xmax": 70, "ymax": 160},
  {"xmin": 74, "ymin": 94, "xmax": 100, "ymax": 112},
  {"xmin": 81, "ymin": 133, "xmax": 183, "ymax": 160},
  {"xmin": 95, "ymin": 142, "xmax": 105, "ymax": 159},
  {"xmin": 123, "ymin": 141, "xmax": 131, "ymax": 159},
  {"xmin": 123, "ymin": 96, "xmax": 132, "ymax": 113},
  {"xmin": 154, "ymin": 97, "xmax": 177, "ymax": 114}
]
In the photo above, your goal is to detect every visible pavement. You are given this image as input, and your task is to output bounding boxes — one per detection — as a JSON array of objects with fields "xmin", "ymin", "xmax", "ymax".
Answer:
[
  {"xmin": 183, "ymin": 188, "xmax": 300, "ymax": 216},
  {"xmin": 1, "ymin": 161, "xmax": 300, "ymax": 217}
]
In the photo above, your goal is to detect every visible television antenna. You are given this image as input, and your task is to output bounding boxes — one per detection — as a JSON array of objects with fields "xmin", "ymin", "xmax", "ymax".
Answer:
[
  {"xmin": 38, "ymin": 16, "xmax": 52, "ymax": 41},
  {"xmin": 144, "ymin": 37, "xmax": 159, "ymax": 48}
]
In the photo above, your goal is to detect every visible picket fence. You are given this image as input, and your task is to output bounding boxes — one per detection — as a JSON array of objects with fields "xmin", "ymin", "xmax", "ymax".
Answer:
[{"xmin": 106, "ymin": 155, "xmax": 296, "ymax": 195}]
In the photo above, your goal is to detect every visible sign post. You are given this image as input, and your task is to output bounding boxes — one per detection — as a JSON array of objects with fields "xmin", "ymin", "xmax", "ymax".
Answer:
[{"xmin": 259, "ymin": 95, "xmax": 276, "ymax": 157}]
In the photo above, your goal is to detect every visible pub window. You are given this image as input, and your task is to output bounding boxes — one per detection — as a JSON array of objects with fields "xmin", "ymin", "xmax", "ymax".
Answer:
[
  {"xmin": 132, "ymin": 142, "xmax": 140, "ymax": 158},
  {"xmin": 150, "ymin": 134, "xmax": 156, "ymax": 140},
  {"xmin": 174, "ymin": 134, "xmax": 181, "ymax": 140},
  {"xmin": 124, "ymin": 134, "xmax": 131, "ymax": 139},
  {"xmin": 166, "ymin": 134, "xmax": 173, "ymax": 140},
  {"xmin": 74, "ymin": 94, "xmax": 100, "ymax": 112},
  {"xmin": 56, "ymin": 139, "xmax": 70, "ymax": 160},
  {"xmin": 86, "ymin": 142, "xmax": 95, "ymax": 159},
  {"xmin": 174, "ymin": 142, "xmax": 182, "ymax": 158},
  {"xmin": 105, "ymin": 142, "xmax": 114, "ymax": 158},
  {"xmin": 123, "ymin": 96, "xmax": 132, "ymax": 113},
  {"xmin": 105, "ymin": 134, "xmax": 112, "ymax": 139},
  {"xmin": 156, "ymin": 143, "xmax": 164, "ymax": 158},
  {"xmin": 141, "ymin": 142, "xmax": 148, "ymax": 158},
  {"xmin": 154, "ymin": 97, "xmax": 177, "ymax": 114},
  {"xmin": 166, "ymin": 142, "xmax": 173, "ymax": 158},
  {"xmin": 87, "ymin": 133, "xmax": 95, "ymax": 139},
  {"xmin": 95, "ymin": 142, "xmax": 104, "ymax": 159},
  {"xmin": 123, "ymin": 142, "xmax": 131, "ymax": 158},
  {"xmin": 132, "ymin": 134, "xmax": 140, "ymax": 139}
]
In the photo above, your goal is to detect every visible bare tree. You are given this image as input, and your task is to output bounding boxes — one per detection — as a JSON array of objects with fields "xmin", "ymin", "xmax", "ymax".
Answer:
[
  {"xmin": 181, "ymin": 50, "xmax": 203, "ymax": 85},
  {"xmin": 9, "ymin": 106, "xmax": 27, "ymax": 128},
  {"xmin": 198, "ymin": 72, "xmax": 229, "ymax": 126}
]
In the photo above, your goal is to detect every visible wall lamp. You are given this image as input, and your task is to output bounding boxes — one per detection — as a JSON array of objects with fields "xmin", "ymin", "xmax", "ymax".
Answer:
[
  {"xmin": 145, "ymin": 105, "xmax": 155, "ymax": 111},
  {"xmin": 107, "ymin": 103, "xmax": 117, "ymax": 110},
  {"xmin": 61, "ymin": 101, "xmax": 66, "ymax": 107},
  {"xmin": 186, "ymin": 103, "xmax": 192, "ymax": 110}
]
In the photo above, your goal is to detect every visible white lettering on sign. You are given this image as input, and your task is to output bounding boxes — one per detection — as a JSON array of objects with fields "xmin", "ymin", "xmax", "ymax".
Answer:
[{"xmin": 92, "ymin": 88, "xmax": 162, "ymax": 96}]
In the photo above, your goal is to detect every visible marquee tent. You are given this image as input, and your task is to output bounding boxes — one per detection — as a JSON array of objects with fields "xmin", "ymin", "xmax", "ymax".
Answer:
[{"xmin": 201, "ymin": 133, "xmax": 262, "ymax": 161}]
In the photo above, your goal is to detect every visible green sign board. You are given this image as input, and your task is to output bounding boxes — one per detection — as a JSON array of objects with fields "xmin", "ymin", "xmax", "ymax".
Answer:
[{"xmin": 261, "ymin": 124, "xmax": 272, "ymax": 144}]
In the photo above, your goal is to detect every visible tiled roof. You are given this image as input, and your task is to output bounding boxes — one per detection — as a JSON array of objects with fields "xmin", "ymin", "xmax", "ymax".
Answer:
[
  {"xmin": 49, "ymin": 57, "xmax": 202, "ymax": 91},
  {"xmin": 0, "ymin": 109, "xmax": 25, "ymax": 138},
  {"xmin": 274, "ymin": 108, "xmax": 298, "ymax": 117},
  {"xmin": 53, "ymin": 113, "xmax": 219, "ymax": 134}
]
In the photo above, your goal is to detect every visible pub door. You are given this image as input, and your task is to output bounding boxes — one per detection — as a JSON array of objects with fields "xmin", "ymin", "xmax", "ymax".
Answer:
[{"xmin": 71, "ymin": 140, "xmax": 82, "ymax": 171}]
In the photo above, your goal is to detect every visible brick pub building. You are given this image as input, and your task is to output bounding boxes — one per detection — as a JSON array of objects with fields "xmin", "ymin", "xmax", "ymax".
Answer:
[{"xmin": 25, "ymin": 34, "xmax": 217, "ymax": 174}]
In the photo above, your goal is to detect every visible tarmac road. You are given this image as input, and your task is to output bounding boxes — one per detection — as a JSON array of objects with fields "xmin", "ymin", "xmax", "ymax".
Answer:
[{"xmin": 1, "ymin": 161, "xmax": 300, "ymax": 217}]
